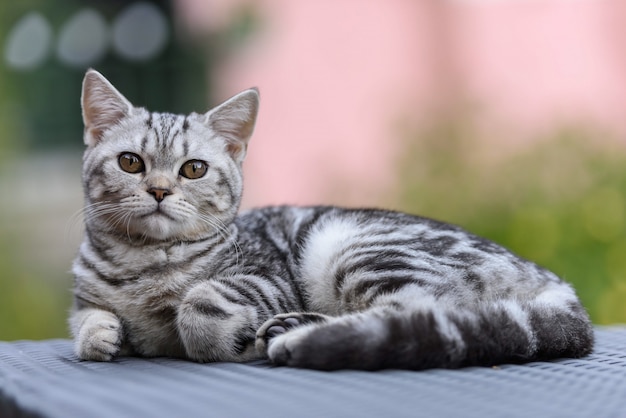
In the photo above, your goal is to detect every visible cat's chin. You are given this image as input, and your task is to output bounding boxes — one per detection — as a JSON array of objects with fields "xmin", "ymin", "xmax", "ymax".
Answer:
[
  {"xmin": 139, "ymin": 213, "xmax": 185, "ymax": 241},
  {"xmin": 135, "ymin": 213, "xmax": 213, "ymax": 243}
]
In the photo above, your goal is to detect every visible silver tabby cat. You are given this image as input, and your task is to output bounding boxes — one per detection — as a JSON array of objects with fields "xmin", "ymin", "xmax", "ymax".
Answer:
[{"xmin": 70, "ymin": 69, "xmax": 593, "ymax": 370}]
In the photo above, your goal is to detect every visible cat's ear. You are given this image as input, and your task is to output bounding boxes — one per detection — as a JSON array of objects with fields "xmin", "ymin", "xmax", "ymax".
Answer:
[
  {"xmin": 81, "ymin": 69, "xmax": 133, "ymax": 147},
  {"xmin": 204, "ymin": 88, "xmax": 259, "ymax": 163}
]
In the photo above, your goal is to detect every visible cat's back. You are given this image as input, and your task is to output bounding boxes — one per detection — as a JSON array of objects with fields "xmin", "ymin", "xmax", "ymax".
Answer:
[
  {"xmin": 235, "ymin": 205, "xmax": 542, "ymax": 270},
  {"xmin": 235, "ymin": 205, "xmax": 564, "ymax": 313},
  {"xmin": 237, "ymin": 205, "xmax": 523, "ymax": 265}
]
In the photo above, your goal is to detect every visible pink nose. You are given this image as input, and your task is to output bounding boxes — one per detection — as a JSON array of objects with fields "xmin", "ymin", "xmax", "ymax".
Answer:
[{"xmin": 147, "ymin": 187, "xmax": 171, "ymax": 202}]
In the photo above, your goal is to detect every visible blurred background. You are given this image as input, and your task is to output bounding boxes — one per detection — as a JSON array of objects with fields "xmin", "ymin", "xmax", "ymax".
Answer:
[{"xmin": 1, "ymin": 0, "xmax": 625, "ymax": 340}]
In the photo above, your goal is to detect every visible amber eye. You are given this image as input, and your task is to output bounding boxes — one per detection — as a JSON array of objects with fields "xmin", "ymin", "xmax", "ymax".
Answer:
[
  {"xmin": 180, "ymin": 160, "xmax": 208, "ymax": 179},
  {"xmin": 118, "ymin": 153, "xmax": 145, "ymax": 174}
]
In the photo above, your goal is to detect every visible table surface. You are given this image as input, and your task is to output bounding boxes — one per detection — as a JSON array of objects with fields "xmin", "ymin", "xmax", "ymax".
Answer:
[{"xmin": 1, "ymin": 327, "xmax": 625, "ymax": 418}]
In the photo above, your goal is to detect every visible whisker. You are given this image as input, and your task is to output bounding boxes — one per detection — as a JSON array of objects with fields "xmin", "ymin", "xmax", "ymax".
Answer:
[
  {"xmin": 197, "ymin": 212, "xmax": 244, "ymax": 266},
  {"xmin": 66, "ymin": 201, "xmax": 121, "ymax": 240}
]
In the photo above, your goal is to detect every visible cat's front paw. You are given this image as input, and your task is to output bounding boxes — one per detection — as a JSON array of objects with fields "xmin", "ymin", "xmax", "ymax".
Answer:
[
  {"xmin": 255, "ymin": 312, "xmax": 330, "ymax": 356},
  {"xmin": 74, "ymin": 310, "xmax": 122, "ymax": 361}
]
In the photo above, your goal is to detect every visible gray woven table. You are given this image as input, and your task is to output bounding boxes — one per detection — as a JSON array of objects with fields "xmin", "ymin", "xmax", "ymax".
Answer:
[{"xmin": 1, "ymin": 327, "xmax": 625, "ymax": 418}]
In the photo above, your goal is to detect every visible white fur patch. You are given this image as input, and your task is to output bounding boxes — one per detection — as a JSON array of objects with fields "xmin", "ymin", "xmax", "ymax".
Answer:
[
  {"xmin": 298, "ymin": 217, "xmax": 360, "ymax": 314},
  {"xmin": 534, "ymin": 283, "xmax": 576, "ymax": 309}
]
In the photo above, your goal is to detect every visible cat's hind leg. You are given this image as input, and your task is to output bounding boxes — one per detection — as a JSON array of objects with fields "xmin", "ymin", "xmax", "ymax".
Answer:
[
  {"xmin": 256, "ymin": 293, "xmax": 594, "ymax": 370},
  {"xmin": 256, "ymin": 307, "xmax": 402, "ymax": 370}
]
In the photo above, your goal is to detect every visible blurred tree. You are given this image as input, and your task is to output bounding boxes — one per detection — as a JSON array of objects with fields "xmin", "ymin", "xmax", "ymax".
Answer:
[{"xmin": 0, "ymin": 0, "xmax": 209, "ymax": 151}]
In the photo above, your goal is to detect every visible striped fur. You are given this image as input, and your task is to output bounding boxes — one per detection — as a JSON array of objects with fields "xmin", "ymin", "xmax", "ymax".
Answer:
[{"xmin": 70, "ymin": 70, "xmax": 593, "ymax": 369}]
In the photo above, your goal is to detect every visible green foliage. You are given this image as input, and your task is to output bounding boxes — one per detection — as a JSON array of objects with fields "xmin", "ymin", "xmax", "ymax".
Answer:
[
  {"xmin": 0, "ymin": 235, "xmax": 71, "ymax": 340},
  {"xmin": 397, "ymin": 119, "xmax": 626, "ymax": 324}
]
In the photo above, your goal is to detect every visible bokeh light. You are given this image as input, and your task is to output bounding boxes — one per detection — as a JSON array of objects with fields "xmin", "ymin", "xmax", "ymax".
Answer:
[
  {"xmin": 112, "ymin": 2, "xmax": 169, "ymax": 62},
  {"xmin": 57, "ymin": 9, "xmax": 109, "ymax": 68},
  {"xmin": 4, "ymin": 12, "xmax": 52, "ymax": 70}
]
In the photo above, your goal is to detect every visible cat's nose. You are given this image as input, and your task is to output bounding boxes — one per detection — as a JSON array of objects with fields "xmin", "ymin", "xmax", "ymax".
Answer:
[{"xmin": 148, "ymin": 187, "xmax": 171, "ymax": 202}]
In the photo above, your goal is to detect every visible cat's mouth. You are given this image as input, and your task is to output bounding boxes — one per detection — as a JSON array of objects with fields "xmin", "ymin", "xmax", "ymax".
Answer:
[
  {"xmin": 140, "ymin": 207, "xmax": 176, "ymax": 221},
  {"xmin": 134, "ymin": 207, "xmax": 183, "ymax": 241}
]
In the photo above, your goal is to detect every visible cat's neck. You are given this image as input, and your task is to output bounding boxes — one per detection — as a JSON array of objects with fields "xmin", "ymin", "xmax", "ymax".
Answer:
[
  {"xmin": 85, "ymin": 224, "xmax": 233, "ymax": 251},
  {"xmin": 82, "ymin": 223, "xmax": 239, "ymax": 273}
]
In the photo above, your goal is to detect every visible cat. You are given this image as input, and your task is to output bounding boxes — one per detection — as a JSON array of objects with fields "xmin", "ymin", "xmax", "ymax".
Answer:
[{"xmin": 70, "ymin": 69, "xmax": 594, "ymax": 370}]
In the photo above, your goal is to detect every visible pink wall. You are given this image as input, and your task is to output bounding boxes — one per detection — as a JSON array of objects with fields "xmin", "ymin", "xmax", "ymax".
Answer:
[
  {"xmin": 177, "ymin": 0, "xmax": 626, "ymax": 208},
  {"xmin": 452, "ymin": 0, "xmax": 626, "ymax": 137}
]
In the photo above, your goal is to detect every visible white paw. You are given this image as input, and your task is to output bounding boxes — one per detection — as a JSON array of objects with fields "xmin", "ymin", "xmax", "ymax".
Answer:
[{"xmin": 75, "ymin": 311, "xmax": 122, "ymax": 361}]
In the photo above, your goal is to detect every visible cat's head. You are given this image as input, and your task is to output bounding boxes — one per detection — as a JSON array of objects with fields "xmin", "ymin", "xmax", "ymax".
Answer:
[{"xmin": 80, "ymin": 69, "xmax": 259, "ymax": 243}]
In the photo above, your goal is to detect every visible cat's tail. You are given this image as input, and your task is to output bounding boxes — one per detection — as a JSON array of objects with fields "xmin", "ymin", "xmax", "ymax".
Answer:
[{"xmin": 258, "ymin": 298, "xmax": 594, "ymax": 370}]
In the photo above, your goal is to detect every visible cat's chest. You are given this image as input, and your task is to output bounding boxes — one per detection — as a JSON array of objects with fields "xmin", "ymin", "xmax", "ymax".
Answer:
[
  {"xmin": 108, "ymin": 249, "xmax": 209, "ymax": 356},
  {"xmin": 112, "ymin": 268, "xmax": 189, "ymax": 356},
  {"xmin": 90, "ymin": 237, "xmax": 237, "ymax": 355},
  {"xmin": 105, "ymin": 242, "xmax": 217, "ymax": 293}
]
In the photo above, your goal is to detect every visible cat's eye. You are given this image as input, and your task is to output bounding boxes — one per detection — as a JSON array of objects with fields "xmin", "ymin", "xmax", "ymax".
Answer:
[
  {"xmin": 179, "ymin": 160, "xmax": 208, "ymax": 179},
  {"xmin": 118, "ymin": 153, "xmax": 145, "ymax": 174}
]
